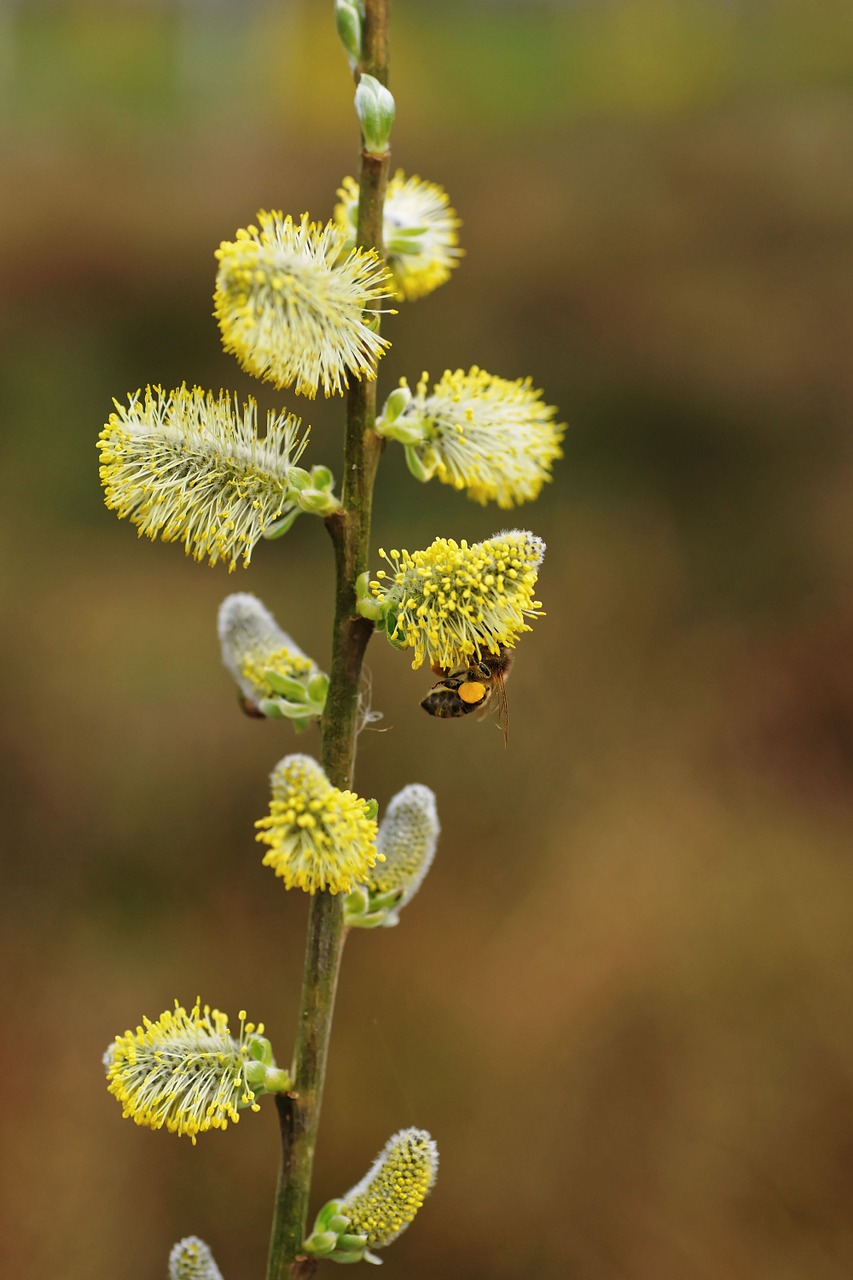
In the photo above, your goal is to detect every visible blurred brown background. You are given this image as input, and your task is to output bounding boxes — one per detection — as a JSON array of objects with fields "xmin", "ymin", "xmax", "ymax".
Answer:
[{"xmin": 3, "ymin": 1, "xmax": 853, "ymax": 1277}]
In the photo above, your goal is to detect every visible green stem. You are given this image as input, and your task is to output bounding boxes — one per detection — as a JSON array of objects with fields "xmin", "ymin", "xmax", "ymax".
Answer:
[{"xmin": 265, "ymin": 4, "xmax": 390, "ymax": 1277}]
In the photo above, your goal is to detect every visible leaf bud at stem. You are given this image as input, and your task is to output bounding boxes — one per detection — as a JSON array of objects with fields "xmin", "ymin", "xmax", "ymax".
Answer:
[
  {"xmin": 355, "ymin": 571, "xmax": 385, "ymax": 622},
  {"xmin": 404, "ymin": 443, "xmax": 431, "ymax": 481},
  {"xmin": 376, "ymin": 383, "xmax": 412, "ymax": 431},
  {"xmin": 335, "ymin": 0, "xmax": 363, "ymax": 64},
  {"xmin": 355, "ymin": 74, "xmax": 395, "ymax": 156},
  {"xmin": 263, "ymin": 508, "xmax": 302, "ymax": 541},
  {"xmin": 297, "ymin": 488, "xmax": 343, "ymax": 516},
  {"xmin": 309, "ymin": 464, "xmax": 336, "ymax": 491},
  {"xmin": 303, "ymin": 1230, "xmax": 339, "ymax": 1257}
]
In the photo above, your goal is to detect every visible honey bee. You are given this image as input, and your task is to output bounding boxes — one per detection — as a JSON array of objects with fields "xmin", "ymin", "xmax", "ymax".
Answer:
[{"xmin": 420, "ymin": 646, "xmax": 513, "ymax": 746}]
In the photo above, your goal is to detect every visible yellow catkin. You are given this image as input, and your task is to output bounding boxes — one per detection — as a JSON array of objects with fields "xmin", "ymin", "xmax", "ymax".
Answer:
[
  {"xmin": 371, "ymin": 529, "xmax": 546, "ymax": 670},
  {"xmin": 215, "ymin": 211, "xmax": 391, "ymax": 398},
  {"xmin": 255, "ymin": 755, "xmax": 381, "ymax": 894},
  {"xmin": 104, "ymin": 1001, "xmax": 261, "ymax": 1144},
  {"xmin": 335, "ymin": 171, "xmax": 461, "ymax": 302},
  {"xmin": 404, "ymin": 366, "xmax": 565, "ymax": 508},
  {"xmin": 98, "ymin": 386, "xmax": 307, "ymax": 570}
]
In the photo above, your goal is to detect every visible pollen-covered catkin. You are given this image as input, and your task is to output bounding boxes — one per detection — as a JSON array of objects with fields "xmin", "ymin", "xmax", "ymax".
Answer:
[
  {"xmin": 215, "ymin": 212, "xmax": 391, "ymax": 397},
  {"xmin": 397, "ymin": 367, "xmax": 564, "ymax": 507},
  {"xmin": 255, "ymin": 755, "xmax": 381, "ymax": 894},
  {"xmin": 368, "ymin": 784, "xmax": 439, "ymax": 907},
  {"xmin": 371, "ymin": 529, "xmax": 546, "ymax": 670},
  {"xmin": 335, "ymin": 171, "xmax": 461, "ymax": 301},
  {"xmin": 98, "ymin": 386, "xmax": 308, "ymax": 570},
  {"xmin": 341, "ymin": 1128, "xmax": 439, "ymax": 1248},
  {"xmin": 104, "ymin": 1001, "xmax": 263, "ymax": 1143}
]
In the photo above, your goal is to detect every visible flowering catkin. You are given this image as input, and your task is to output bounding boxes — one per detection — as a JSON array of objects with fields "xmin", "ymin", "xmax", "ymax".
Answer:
[
  {"xmin": 255, "ymin": 755, "xmax": 381, "ymax": 894},
  {"xmin": 335, "ymin": 171, "xmax": 461, "ymax": 301},
  {"xmin": 215, "ymin": 211, "xmax": 391, "ymax": 397},
  {"xmin": 104, "ymin": 1001, "xmax": 263, "ymax": 1143},
  {"xmin": 98, "ymin": 386, "xmax": 307, "ymax": 570},
  {"xmin": 371, "ymin": 529, "xmax": 546, "ymax": 670},
  {"xmin": 397, "ymin": 366, "xmax": 564, "ymax": 507}
]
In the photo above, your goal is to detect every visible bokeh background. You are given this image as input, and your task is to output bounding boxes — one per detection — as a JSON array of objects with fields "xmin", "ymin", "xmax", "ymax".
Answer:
[{"xmin": 3, "ymin": 1, "xmax": 853, "ymax": 1277}]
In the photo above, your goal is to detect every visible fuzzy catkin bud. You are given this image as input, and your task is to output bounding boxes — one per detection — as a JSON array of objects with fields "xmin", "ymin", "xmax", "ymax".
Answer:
[
  {"xmin": 341, "ymin": 1128, "xmax": 439, "ymax": 1248},
  {"xmin": 168, "ymin": 1237, "xmax": 224, "ymax": 1280},
  {"xmin": 371, "ymin": 784, "xmax": 439, "ymax": 908},
  {"xmin": 217, "ymin": 593, "xmax": 328, "ymax": 723},
  {"xmin": 218, "ymin": 593, "xmax": 314, "ymax": 699}
]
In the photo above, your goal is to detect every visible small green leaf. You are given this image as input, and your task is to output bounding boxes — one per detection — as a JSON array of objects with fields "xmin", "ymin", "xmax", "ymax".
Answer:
[
  {"xmin": 256, "ymin": 698, "xmax": 285, "ymax": 718},
  {"xmin": 273, "ymin": 700, "xmax": 316, "ymax": 722},
  {"xmin": 346, "ymin": 908, "xmax": 394, "ymax": 930},
  {"xmin": 264, "ymin": 670, "xmax": 309, "ymax": 700},
  {"xmin": 303, "ymin": 1230, "xmax": 339, "ymax": 1257},
  {"xmin": 263, "ymin": 1065, "xmax": 292, "ymax": 1093},
  {"xmin": 264, "ymin": 508, "xmax": 301, "ymax": 540},
  {"xmin": 297, "ymin": 488, "xmax": 343, "ymax": 516},
  {"xmin": 385, "ymin": 612, "xmax": 408, "ymax": 650},
  {"xmin": 368, "ymin": 888, "xmax": 405, "ymax": 913},
  {"xmin": 337, "ymin": 1235, "xmax": 370, "ymax": 1252},
  {"xmin": 286, "ymin": 466, "xmax": 312, "ymax": 492},
  {"xmin": 310, "ymin": 464, "xmax": 335, "ymax": 491},
  {"xmin": 246, "ymin": 1034, "xmax": 272, "ymax": 1063},
  {"xmin": 356, "ymin": 595, "xmax": 384, "ymax": 623},
  {"xmin": 307, "ymin": 672, "xmax": 329, "ymax": 704},
  {"xmin": 379, "ymin": 419, "xmax": 425, "ymax": 446},
  {"xmin": 344, "ymin": 884, "xmax": 370, "ymax": 915},
  {"xmin": 404, "ymin": 444, "xmax": 429, "ymax": 482},
  {"xmin": 378, "ymin": 384, "xmax": 412, "ymax": 426},
  {"xmin": 313, "ymin": 1199, "xmax": 347, "ymax": 1232}
]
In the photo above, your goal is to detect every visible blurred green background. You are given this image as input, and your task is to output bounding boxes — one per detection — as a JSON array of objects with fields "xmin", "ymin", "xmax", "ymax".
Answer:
[{"xmin": 3, "ymin": 1, "xmax": 853, "ymax": 1277}]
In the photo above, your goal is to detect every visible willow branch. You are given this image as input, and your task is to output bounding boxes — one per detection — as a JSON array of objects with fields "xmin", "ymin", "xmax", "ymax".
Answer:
[{"xmin": 265, "ymin": 4, "xmax": 391, "ymax": 1277}]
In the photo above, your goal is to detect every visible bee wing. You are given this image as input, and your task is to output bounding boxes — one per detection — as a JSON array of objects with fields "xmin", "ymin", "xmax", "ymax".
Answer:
[
  {"xmin": 472, "ymin": 673, "xmax": 509, "ymax": 746},
  {"xmin": 496, "ymin": 670, "xmax": 509, "ymax": 748}
]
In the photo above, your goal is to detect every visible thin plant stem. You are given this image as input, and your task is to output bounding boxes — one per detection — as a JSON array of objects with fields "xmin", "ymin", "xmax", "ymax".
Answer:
[{"xmin": 265, "ymin": 4, "xmax": 390, "ymax": 1277}]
